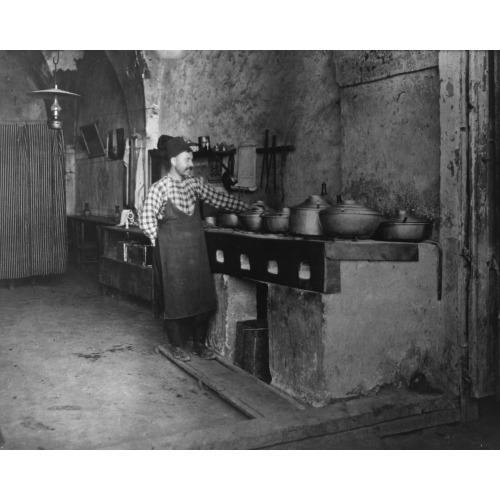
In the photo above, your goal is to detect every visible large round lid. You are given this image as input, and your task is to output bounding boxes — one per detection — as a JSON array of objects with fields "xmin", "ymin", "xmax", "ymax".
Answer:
[
  {"xmin": 240, "ymin": 209, "xmax": 263, "ymax": 217},
  {"xmin": 382, "ymin": 210, "xmax": 430, "ymax": 224},
  {"xmin": 320, "ymin": 199, "xmax": 381, "ymax": 216},
  {"xmin": 292, "ymin": 195, "xmax": 331, "ymax": 211}
]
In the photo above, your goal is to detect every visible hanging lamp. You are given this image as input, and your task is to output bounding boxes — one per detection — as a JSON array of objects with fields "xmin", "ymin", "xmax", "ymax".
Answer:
[{"xmin": 27, "ymin": 51, "xmax": 81, "ymax": 130}]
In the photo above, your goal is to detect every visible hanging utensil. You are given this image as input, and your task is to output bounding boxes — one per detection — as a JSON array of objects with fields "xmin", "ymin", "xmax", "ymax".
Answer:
[
  {"xmin": 272, "ymin": 135, "xmax": 277, "ymax": 194},
  {"xmin": 266, "ymin": 134, "xmax": 276, "ymax": 193},
  {"xmin": 260, "ymin": 130, "xmax": 269, "ymax": 188},
  {"xmin": 280, "ymin": 149, "xmax": 287, "ymax": 204},
  {"xmin": 321, "ymin": 182, "xmax": 328, "ymax": 199}
]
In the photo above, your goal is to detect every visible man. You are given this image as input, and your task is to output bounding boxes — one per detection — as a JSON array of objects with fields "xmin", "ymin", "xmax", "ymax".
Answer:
[{"xmin": 139, "ymin": 136, "xmax": 247, "ymax": 361}]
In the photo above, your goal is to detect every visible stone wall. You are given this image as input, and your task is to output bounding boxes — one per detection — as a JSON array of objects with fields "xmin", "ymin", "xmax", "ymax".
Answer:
[
  {"xmin": 0, "ymin": 52, "xmax": 47, "ymax": 123},
  {"xmin": 157, "ymin": 50, "xmax": 341, "ymax": 210},
  {"xmin": 73, "ymin": 51, "xmax": 131, "ymax": 217},
  {"xmin": 336, "ymin": 50, "xmax": 440, "ymax": 235}
]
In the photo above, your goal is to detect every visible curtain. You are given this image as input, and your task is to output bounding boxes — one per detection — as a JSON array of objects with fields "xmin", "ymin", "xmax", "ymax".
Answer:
[{"xmin": 0, "ymin": 123, "xmax": 67, "ymax": 279}]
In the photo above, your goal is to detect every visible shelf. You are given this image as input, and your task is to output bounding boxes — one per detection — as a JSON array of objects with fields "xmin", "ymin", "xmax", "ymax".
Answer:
[
  {"xmin": 193, "ymin": 149, "xmax": 236, "ymax": 159},
  {"xmin": 102, "ymin": 256, "xmax": 152, "ymax": 269},
  {"xmin": 256, "ymin": 145, "xmax": 295, "ymax": 154},
  {"xmin": 98, "ymin": 225, "xmax": 153, "ymax": 302},
  {"xmin": 99, "ymin": 257, "xmax": 152, "ymax": 301}
]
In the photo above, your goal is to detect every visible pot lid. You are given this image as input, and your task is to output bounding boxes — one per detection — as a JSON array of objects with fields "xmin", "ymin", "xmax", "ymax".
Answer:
[
  {"xmin": 292, "ymin": 195, "xmax": 331, "ymax": 211},
  {"xmin": 262, "ymin": 211, "xmax": 290, "ymax": 219},
  {"xmin": 240, "ymin": 210, "xmax": 263, "ymax": 217},
  {"xmin": 382, "ymin": 210, "xmax": 430, "ymax": 224},
  {"xmin": 320, "ymin": 199, "xmax": 381, "ymax": 216}
]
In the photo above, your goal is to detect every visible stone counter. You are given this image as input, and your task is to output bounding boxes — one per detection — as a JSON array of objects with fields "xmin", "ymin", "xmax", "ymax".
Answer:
[
  {"xmin": 206, "ymin": 237, "xmax": 452, "ymax": 407},
  {"xmin": 267, "ymin": 243, "xmax": 449, "ymax": 406},
  {"xmin": 204, "ymin": 227, "xmax": 419, "ymax": 293}
]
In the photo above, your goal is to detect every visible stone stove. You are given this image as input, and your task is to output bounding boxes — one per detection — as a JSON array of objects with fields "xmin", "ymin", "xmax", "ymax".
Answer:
[{"xmin": 205, "ymin": 228, "xmax": 450, "ymax": 407}]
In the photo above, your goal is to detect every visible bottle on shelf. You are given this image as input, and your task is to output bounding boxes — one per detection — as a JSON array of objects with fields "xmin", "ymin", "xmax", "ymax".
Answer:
[
  {"xmin": 114, "ymin": 205, "xmax": 121, "ymax": 223},
  {"xmin": 83, "ymin": 202, "xmax": 91, "ymax": 217}
]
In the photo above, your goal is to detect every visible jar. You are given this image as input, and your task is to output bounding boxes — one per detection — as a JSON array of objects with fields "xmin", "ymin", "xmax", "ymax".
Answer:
[{"xmin": 83, "ymin": 202, "xmax": 91, "ymax": 217}]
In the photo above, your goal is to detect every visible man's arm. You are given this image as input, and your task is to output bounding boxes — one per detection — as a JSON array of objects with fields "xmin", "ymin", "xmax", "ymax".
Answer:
[
  {"xmin": 195, "ymin": 178, "xmax": 248, "ymax": 213},
  {"xmin": 139, "ymin": 183, "xmax": 164, "ymax": 245}
]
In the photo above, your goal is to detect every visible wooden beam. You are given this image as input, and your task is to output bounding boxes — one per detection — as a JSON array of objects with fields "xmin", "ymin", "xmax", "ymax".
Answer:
[
  {"xmin": 439, "ymin": 51, "xmax": 477, "ymax": 421},
  {"xmin": 468, "ymin": 51, "xmax": 497, "ymax": 398}
]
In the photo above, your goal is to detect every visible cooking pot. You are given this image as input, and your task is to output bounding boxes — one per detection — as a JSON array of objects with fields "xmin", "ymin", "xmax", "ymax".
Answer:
[
  {"xmin": 217, "ymin": 211, "xmax": 240, "ymax": 228},
  {"xmin": 375, "ymin": 210, "xmax": 432, "ymax": 242},
  {"xmin": 250, "ymin": 200, "xmax": 270, "ymax": 212},
  {"xmin": 262, "ymin": 210, "xmax": 290, "ymax": 233},
  {"xmin": 289, "ymin": 195, "xmax": 331, "ymax": 236},
  {"xmin": 238, "ymin": 209, "xmax": 264, "ymax": 232},
  {"xmin": 319, "ymin": 197, "xmax": 383, "ymax": 239}
]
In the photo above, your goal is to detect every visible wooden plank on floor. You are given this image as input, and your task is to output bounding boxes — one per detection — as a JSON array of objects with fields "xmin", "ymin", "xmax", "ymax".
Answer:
[
  {"xmin": 101, "ymin": 390, "xmax": 460, "ymax": 450},
  {"xmin": 373, "ymin": 408, "xmax": 461, "ymax": 437},
  {"xmin": 261, "ymin": 408, "xmax": 461, "ymax": 449},
  {"xmin": 157, "ymin": 345, "xmax": 300, "ymax": 419}
]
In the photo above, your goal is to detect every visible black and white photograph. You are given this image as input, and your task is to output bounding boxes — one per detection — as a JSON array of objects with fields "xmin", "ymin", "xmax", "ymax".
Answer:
[{"xmin": 0, "ymin": 2, "xmax": 499, "ymax": 499}]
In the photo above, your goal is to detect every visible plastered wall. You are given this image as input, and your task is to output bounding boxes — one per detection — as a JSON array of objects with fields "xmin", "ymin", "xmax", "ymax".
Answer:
[
  {"xmin": 156, "ymin": 50, "xmax": 341, "ymax": 209},
  {"xmin": 0, "ymin": 52, "xmax": 46, "ymax": 123},
  {"xmin": 73, "ymin": 51, "xmax": 130, "ymax": 216},
  {"xmin": 336, "ymin": 51, "xmax": 440, "ymax": 233}
]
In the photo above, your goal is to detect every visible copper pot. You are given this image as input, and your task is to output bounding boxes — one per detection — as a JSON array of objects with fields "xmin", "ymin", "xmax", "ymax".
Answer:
[
  {"xmin": 262, "ymin": 210, "xmax": 290, "ymax": 233},
  {"xmin": 217, "ymin": 211, "xmax": 240, "ymax": 228},
  {"xmin": 319, "ymin": 197, "xmax": 382, "ymax": 239},
  {"xmin": 289, "ymin": 195, "xmax": 332, "ymax": 236},
  {"xmin": 238, "ymin": 210, "xmax": 263, "ymax": 232},
  {"xmin": 375, "ymin": 210, "xmax": 432, "ymax": 242}
]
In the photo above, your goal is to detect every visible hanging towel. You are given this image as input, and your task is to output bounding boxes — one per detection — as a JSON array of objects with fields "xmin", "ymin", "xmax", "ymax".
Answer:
[
  {"xmin": 134, "ymin": 142, "xmax": 146, "ymax": 211},
  {"xmin": 234, "ymin": 142, "xmax": 257, "ymax": 191}
]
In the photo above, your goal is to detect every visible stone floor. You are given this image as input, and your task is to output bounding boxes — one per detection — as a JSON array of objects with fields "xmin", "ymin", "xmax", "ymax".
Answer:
[
  {"xmin": 0, "ymin": 269, "xmax": 245, "ymax": 450},
  {"xmin": 1, "ymin": 266, "xmax": 499, "ymax": 450}
]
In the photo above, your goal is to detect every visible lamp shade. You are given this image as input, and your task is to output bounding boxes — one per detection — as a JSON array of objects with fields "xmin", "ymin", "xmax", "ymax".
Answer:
[
  {"xmin": 27, "ymin": 87, "xmax": 81, "ymax": 99},
  {"xmin": 27, "ymin": 86, "xmax": 81, "ymax": 129}
]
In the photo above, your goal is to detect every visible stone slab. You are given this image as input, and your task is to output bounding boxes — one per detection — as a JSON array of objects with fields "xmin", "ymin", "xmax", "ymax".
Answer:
[
  {"xmin": 268, "ymin": 243, "xmax": 454, "ymax": 406},
  {"xmin": 204, "ymin": 228, "xmax": 418, "ymax": 294}
]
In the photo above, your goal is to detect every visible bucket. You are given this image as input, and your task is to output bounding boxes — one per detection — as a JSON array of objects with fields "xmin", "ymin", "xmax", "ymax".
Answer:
[{"xmin": 235, "ymin": 319, "xmax": 271, "ymax": 383}]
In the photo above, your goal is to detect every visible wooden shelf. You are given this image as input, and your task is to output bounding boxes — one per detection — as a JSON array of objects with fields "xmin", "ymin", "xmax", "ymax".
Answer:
[
  {"xmin": 98, "ymin": 225, "xmax": 153, "ymax": 302},
  {"xmin": 99, "ymin": 257, "xmax": 152, "ymax": 301},
  {"xmin": 193, "ymin": 149, "xmax": 236, "ymax": 159}
]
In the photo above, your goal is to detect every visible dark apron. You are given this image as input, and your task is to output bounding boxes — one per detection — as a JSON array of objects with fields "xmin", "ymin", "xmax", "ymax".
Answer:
[{"xmin": 152, "ymin": 199, "xmax": 216, "ymax": 319}]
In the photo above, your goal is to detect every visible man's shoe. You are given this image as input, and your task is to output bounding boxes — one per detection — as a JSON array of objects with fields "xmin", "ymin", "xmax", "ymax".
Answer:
[
  {"xmin": 171, "ymin": 346, "xmax": 191, "ymax": 362},
  {"xmin": 193, "ymin": 344, "xmax": 216, "ymax": 360}
]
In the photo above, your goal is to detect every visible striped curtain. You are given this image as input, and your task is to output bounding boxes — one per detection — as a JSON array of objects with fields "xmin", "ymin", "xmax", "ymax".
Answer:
[{"xmin": 0, "ymin": 123, "xmax": 67, "ymax": 279}]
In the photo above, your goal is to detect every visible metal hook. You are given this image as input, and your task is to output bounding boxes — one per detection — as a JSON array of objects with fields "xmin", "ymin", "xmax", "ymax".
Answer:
[
  {"xmin": 52, "ymin": 50, "xmax": 60, "ymax": 88},
  {"xmin": 52, "ymin": 50, "xmax": 60, "ymax": 68}
]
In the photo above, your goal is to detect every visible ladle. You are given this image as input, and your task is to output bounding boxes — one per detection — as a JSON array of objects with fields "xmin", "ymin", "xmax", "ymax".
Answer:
[{"xmin": 222, "ymin": 168, "xmax": 238, "ymax": 190}]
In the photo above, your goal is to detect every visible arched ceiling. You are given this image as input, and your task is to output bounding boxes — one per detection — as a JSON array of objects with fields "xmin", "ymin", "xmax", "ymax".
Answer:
[
  {"xmin": 6, "ymin": 50, "xmax": 182, "ymax": 147},
  {"xmin": 16, "ymin": 50, "xmax": 149, "ymax": 138}
]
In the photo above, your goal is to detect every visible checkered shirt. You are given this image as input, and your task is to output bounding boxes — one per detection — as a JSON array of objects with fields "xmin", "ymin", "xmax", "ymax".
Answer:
[{"xmin": 139, "ymin": 175, "xmax": 247, "ymax": 241}]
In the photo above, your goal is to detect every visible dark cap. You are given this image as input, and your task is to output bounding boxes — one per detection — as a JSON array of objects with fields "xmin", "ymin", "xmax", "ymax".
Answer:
[
  {"xmin": 157, "ymin": 134, "xmax": 173, "ymax": 151},
  {"xmin": 158, "ymin": 136, "xmax": 192, "ymax": 161}
]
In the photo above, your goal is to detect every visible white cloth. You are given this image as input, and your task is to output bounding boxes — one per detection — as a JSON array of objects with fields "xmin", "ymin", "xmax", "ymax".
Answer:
[
  {"xmin": 234, "ymin": 142, "xmax": 257, "ymax": 191},
  {"xmin": 134, "ymin": 142, "xmax": 146, "ymax": 211}
]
